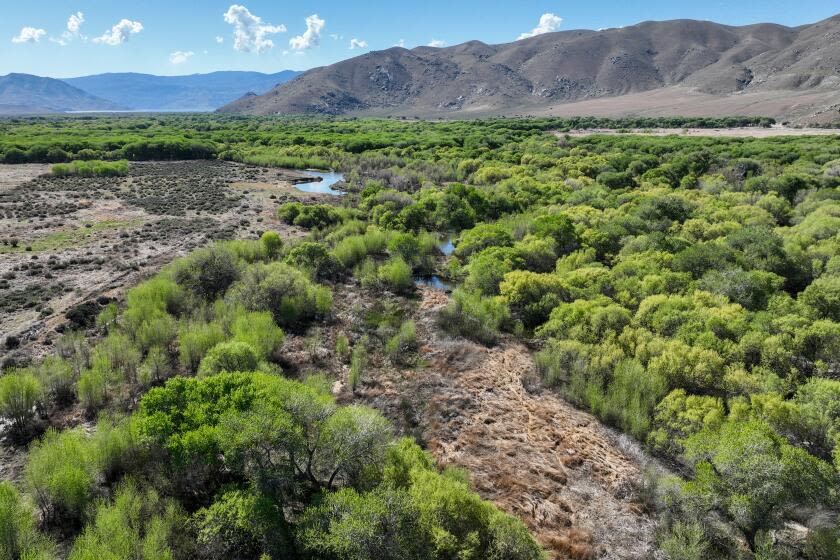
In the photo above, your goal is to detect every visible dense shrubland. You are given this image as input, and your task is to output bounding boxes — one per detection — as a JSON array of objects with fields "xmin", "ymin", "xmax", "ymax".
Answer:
[
  {"xmin": 0, "ymin": 217, "xmax": 542, "ymax": 559},
  {"xmin": 2, "ymin": 114, "xmax": 840, "ymax": 558}
]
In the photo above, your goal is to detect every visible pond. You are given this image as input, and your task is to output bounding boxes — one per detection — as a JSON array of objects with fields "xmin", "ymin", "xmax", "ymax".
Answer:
[
  {"xmin": 439, "ymin": 236, "xmax": 455, "ymax": 256},
  {"xmin": 294, "ymin": 170, "xmax": 346, "ymax": 196},
  {"xmin": 414, "ymin": 275, "xmax": 455, "ymax": 292}
]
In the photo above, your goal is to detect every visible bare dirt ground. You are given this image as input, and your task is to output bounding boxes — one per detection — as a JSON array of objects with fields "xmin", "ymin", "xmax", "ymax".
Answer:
[
  {"xmin": 283, "ymin": 284, "xmax": 663, "ymax": 559},
  {"xmin": 561, "ymin": 127, "xmax": 840, "ymax": 138},
  {"xmin": 528, "ymin": 87, "xmax": 840, "ymax": 125},
  {"xmin": 0, "ymin": 161, "xmax": 339, "ymax": 364}
]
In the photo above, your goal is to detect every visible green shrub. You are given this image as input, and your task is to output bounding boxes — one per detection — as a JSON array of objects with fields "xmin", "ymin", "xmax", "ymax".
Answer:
[
  {"xmin": 385, "ymin": 321, "xmax": 418, "ymax": 365},
  {"xmin": 194, "ymin": 490, "xmax": 286, "ymax": 560},
  {"xmin": 0, "ymin": 481, "xmax": 56, "ymax": 560},
  {"xmin": 260, "ymin": 231, "xmax": 283, "ymax": 259},
  {"xmin": 179, "ymin": 321, "xmax": 225, "ymax": 371},
  {"xmin": 284, "ymin": 241, "xmax": 341, "ymax": 279},
  {"xmin": 198, "ymin": 341, "xmax": 260, "ymax": 376},
  {"xmin": 170, "ymin": 244, "xmax": 241, "ymax": 301},
  {"xmin": 35, "ymin": 356, "xmax": 76, "ymax": 405},
  {"xmin": 378, "ymin": 256, "xmax": 414, "ymax": 294},
  {"xmin": 230, "ymin": 310, "xmax": 284, "ymax": 359},
  {"xmin": 335, "ymin": 333, "xmax": 351, "ymax": 363},
  {"xmin": 51, "ymin": 159, "xmax": 129, "ymax": 177},
  {"xmin": 26, "ymin": 428, "xmax": 97, "ymax": 522},
  {"xmin": 69, "ymin": 481, "xmax": 185, "ymax": 560},
  {"xmin": 225, "ymin": 262, "xmax": 332, "ymax": 328},
  {"xmin": 438, "ymin": 289, "xmax": 511, "ymax": 346},
  {"xmin": 349, "ymin": 338, "xmax": 367, "ymax": 392},
  {"xmin": 138, "ymin": 346, "xmax": 172, "ymax": 387},
  {"xmin": 0, "ymin": 370, "xmax": 44, "ymax": 434},
  {"xmin": 277, "ymin": 202, "xmax": 343, "ymax": 229},
  {"xmin": 77, "ymin": 368, "xmax": 108, "ymax": 413}
]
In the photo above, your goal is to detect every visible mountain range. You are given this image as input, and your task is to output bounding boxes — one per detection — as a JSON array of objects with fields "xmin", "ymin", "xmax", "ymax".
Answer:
[
  {"xmin": 0, "ymin": 70, "xmax": 301, "ymax": 114},
  {"xmin": 64, "ymin": 71, "xmax": 301, "ymax": 112},
  {"xmin": 219, "ymin": 14, "xmax": 840, "ymax": 123},
  {"xmin": 0, "ymin": 73, "xmax": 122, "ymax": 114}
]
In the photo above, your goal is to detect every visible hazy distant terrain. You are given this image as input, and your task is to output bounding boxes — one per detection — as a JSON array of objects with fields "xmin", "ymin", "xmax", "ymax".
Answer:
[
  {"xmin": 219, "ymin": 14, "xmax": 840, "ymax": 123},
  {"xmin": 0, "ymin": 73, "xmax": 121, "ymax": 114},
  {"xmin": 64, "ymin": 71, "xmax": 301, "ymax": 111}
]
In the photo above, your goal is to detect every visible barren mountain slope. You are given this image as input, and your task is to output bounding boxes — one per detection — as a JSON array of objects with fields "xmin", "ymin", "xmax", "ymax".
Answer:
[{"xmin": 219, "ymin": 14, "xmax": 840, "ymax": 122}]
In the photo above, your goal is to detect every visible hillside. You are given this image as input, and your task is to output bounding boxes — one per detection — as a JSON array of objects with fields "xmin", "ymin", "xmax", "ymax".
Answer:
[
  {"xmin": 64, "ymin": 70, "xmax": 301, "ymax": 112},
  {"xmin": 219, "ymin": 14, "xmax": 840, "ymax": 122},
  {"xmin": 0, "ymin": 73, "xmax": 121, "ymax": 114}
]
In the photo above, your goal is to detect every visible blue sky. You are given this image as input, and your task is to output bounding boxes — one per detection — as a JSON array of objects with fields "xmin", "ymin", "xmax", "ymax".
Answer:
[{"xmin": 2, "ymin": 1, "xmax": 839, "ymax": 78}]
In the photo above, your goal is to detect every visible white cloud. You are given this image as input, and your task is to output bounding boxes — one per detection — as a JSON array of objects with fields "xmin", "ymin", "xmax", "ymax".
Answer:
[
  {"xmin": 349, "ymin": 38, "xmax": 367, "ymax": 50},
  {"xmin": 93, "ymin": 19, "xmax": 143, "ymax": 45},
  {"xmin": 215, "ymin": 35, "xmax": 224, "ymax": 44},
  {"xmin": 517, "ymin": 13, "xmax": 562, "ymax": 40},
  {"xmin": 395, "ymin": 38, "xmax": 406, "ymax": 48},
  {"xmin": 169, "ymin": 50, "xmax": 195, "ymax": 64},
  {"xmin": 12, "ymin": 26, "xmax": 46, "ymax": 44},
  {"xmin": 427, "ymin": 39, "xmax": 446, "ymax": 48},
  {"xmin": 289, "ymin": 14, "xmax": 325, "ymax": 51},
  {"xmin": 223, "ymin": 4, "xmax": 285, "ymax": 54},
  {"xmin": 51, "ymin": 11, "xmax": 86, "ymax": 46}
]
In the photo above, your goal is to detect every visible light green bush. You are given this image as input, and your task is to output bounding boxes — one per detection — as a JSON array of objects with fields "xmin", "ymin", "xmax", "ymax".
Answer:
[{"xmin": 0, "ymin": 370, "xmax": 44, "ymax": 433}]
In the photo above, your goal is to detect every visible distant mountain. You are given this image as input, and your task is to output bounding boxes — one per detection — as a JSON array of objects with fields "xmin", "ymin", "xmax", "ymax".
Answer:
[
  {"xmin": 218, "ymin": 14, "xmax": 840, "ymax": 123},
  {"xmin": 64, "ymin": 71, "xmax": 302, "ymax": 111},
  {"xmin": 0, "ymin": 73, "xmax": 121, "ymax": 114}
]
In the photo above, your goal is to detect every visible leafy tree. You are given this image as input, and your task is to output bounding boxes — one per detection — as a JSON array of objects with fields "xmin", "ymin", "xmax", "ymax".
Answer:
[{"xmin": 682, "ymin": 420, "xmax": 837, "ymax": 551}]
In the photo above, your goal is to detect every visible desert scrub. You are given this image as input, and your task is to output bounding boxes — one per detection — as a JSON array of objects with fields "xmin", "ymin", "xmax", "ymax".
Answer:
[
  {"xmin": 51, "ymin": 160, "xmax": 129, "ymax": 177},
  {"xmin": 438, "ymin": 289, "xmax": 512, "ymax": 346},
  {"xmin": 0, "ymin": 370, "xmax": 44, "ymax": 434},
  {"xmin": 349, "ymin": 337, "xmax": 367, "ymax": 392},
  {"xmin": 385, "ymin": 320, "xmax": 418, "ymax": 365},
  {"xmin": 0, "ymin": 481, "xmax": 57, "ymax": 559}
]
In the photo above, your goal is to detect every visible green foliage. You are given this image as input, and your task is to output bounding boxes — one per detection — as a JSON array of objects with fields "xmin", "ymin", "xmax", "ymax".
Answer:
[
  {"xmin": 178, "ymin": 321, "xmax": 225, "ymax": 371},
  {"xmin": 169, "ymin": 244, "xmax": 241, "ymax": 301},
  {"xmin": 385, "ymin": 320, "xmax": 418, "ymax": 365},
  {"xmin": 439, "ymin": 289, "xmax": 511, "ymax": 346},
  {"xmin": 349, "ymin": 338, "xmax": 366, "ymax": 392},
  {"xmin": 682, "ymin": 420, "xmax": 837, "ymax": 550},
  {"xmin": 77, "ymin": 367, "xmax": 109, "ymax": 413},
  {"xmin": 69, "ymin": 481, "xmax": 185, "ymax": 560},
  {"xmin": 51, "ymin": 159, "xmax": 129, "ymax": 177},
  {"xmin": 259, "ymin": 231, "xmax": 283, "ymax": 259},
  {"xmin": 378, "ymin": 256, "xmax": 414, "ymax": 294},
  {"xmin": 225, "ymin": 261, "xmax": 333, "ymax": 328},
  {"xmin": 277, "ymin": 202, "xmax": 344, "ymax": 230},
  {"xmin": 26, "ymin": 428, "xmax": 97, "ymax": 522},
  {"xmin": 193, "ymin": 490, "xmax": 285, "ymax": 560},
  {"xmin": 197, "ymin": 341, "xmax": 260, "ymax": 376},
  {"xmin": 0, "ymin": 481, "xmax": 55, "ymax": 560},
  {"xmin": 230, "ymin": 310, "xmax": 284, "ymax": 359},
  {"xmin": 335, "ymin": 333, "xmax": 351, "ymax": 363},
  {"xmin": 0, "ymin": 370, "xmax": 44, "ymax": 433}
]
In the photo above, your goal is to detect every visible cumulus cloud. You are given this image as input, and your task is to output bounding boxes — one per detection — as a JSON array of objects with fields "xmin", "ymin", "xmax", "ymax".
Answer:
[
  {"xmin": 52, "ymin": 11, "xmax": 86, "ymax": 46},
  {"xmin": 289, "ymin": 14, "xmax": 325, "ymax": 51},
  {"xmin": 349, "ymin": 38, "xmax": 367, "ymax": 50},
  {"xmin": 12, "ymin": 26, "xmax": 46, "ymax": 44},
  {"xmin": 223, "ymin": 4, "xmax": 285, "ymax": 54},
  {"xmin": 169, "ymin": 50, "xmax": 195, "ymax": 64},
  {"xmin": 427, "ymin": 39, "xmax": 446, "ymax": 47},
  {"xmin": 215, "ymin": 35, "xmax": 224, "ymax": 44},
  {"xmin": 395, "ymin": 38, "xmax": 406, "ymax": 48},
  {"xmin": 93, "ymin": 19, "xmax": 143, "ymax": 45},
  {"xmin": 517, "ymin": 13, "xmax": 562, "ymax": 40}
]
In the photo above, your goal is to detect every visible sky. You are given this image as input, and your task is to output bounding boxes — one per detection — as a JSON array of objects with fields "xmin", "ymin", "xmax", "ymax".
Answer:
[{"xmin": 2, "ymin": 1, "xmax": 840, "ymax": 78}]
